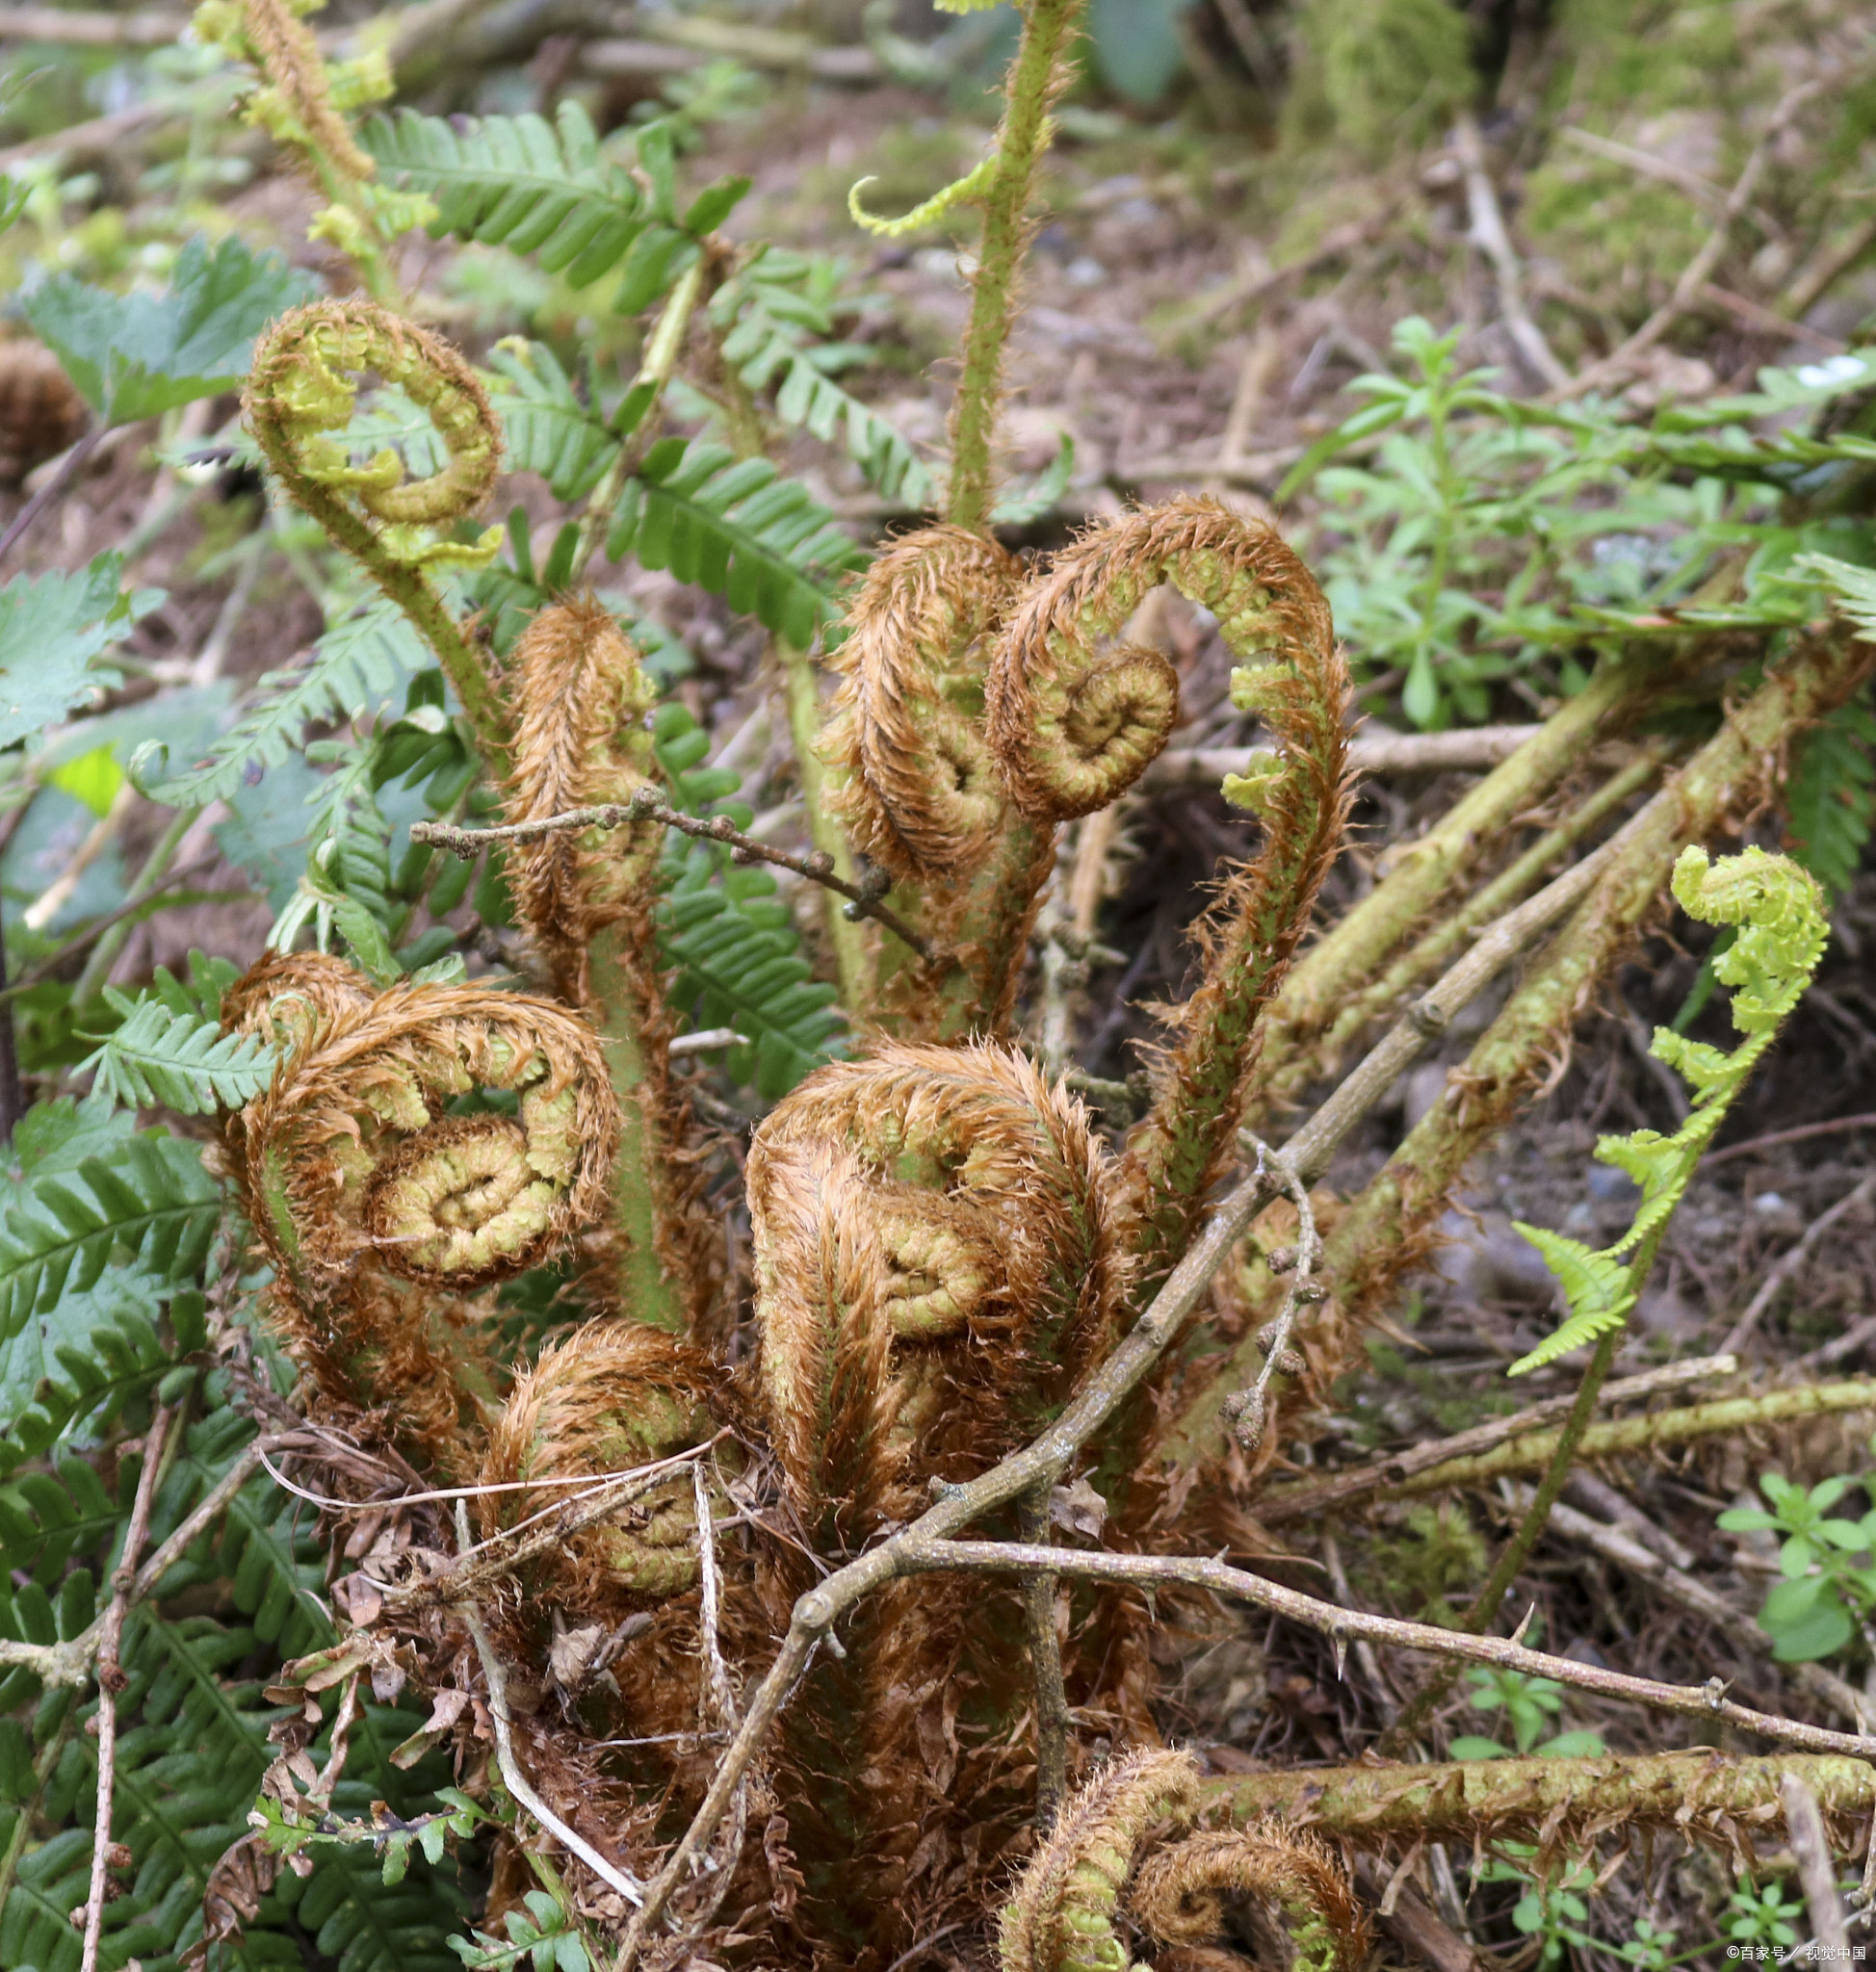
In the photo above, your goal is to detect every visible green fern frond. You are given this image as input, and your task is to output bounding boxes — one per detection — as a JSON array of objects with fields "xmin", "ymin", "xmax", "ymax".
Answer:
[
  {"xmin": 81, "ymin": 995, "xmax": 279, "ymax": 1114},
  {"xmin": 609, "ymin": 437, "xmax": 867, "ymax": 648},
  {"xmin": 132, "ymin": 598, "xmax": 430, "ymax": 809},
  {"xmin": 1509, "ymin": 846, "xmax": 1827, "ymax": 1374},
  {"xmin": 485, "ymin": 340, "xmax": 617, "ymax": 502},
  {"xmin": 359, "ymin": 100, "xmax": 649, "ymax": 287},
  {"xmin": 0, "ymin": 1133, "xmax": 221, "ymax": 1338},
  {"xmin": 1783, "ymin": 687, "xmax": 1875, "ymax": 900}
]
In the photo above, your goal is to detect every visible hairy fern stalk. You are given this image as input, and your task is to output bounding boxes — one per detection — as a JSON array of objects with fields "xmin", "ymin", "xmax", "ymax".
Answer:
[{"xmin": 3, "ymin": 5, "xmax": 1875, "ymax": 1972}]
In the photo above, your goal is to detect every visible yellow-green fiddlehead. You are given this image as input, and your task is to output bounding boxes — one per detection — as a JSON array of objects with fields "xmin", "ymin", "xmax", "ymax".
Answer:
[
  {"xmin": 985, "ymin": 496, "xmax": 1349, "ymax": 1278},
  {"xmin": 505, "ymin": 596, "xmax": 714, "ymax": 1335},
  {"xmin": 193, "ymin": 0, "xmax": 423, "ymax": 297},
  {"xmin": 1508, "ymin": 844, "xmax": 1829, "ymax": 1374},
  {"xmin": 244, "ymin": 299, "xmax": 508, "ymax": 759},
  {"xmin": 1000, "ymin": 1749, "xmax": 1368, "ymax": 1972}
]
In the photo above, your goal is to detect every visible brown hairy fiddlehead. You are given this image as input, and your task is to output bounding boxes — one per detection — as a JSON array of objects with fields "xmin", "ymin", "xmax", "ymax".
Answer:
[
  {"xmin": 1001, "ymin": 1750, "xmax": 1367, "ymax": 1972},
  {"xmin": 1097, "ymin": 500, "xmax": 1350, "ymax": 1276},
  {"xmin": 823, "ymin": 525, "xmax": 1025, "ymax": 882},
  {"xmin": 245, "ymin": 299, "xmax": 508, "ymax": 756},
  {"xmin": 749, "ymin": 1040, "xmax": 1124, "ymax": 1523},
  {"xmin": 478, "ymin": 1320, "xmax": 718, "ymax": 1605},
  {"xmin": 745, "ymin": 1042, "xmax": 1126, "ymax": 1958},
  {"xmin": 503, "ymin": 596, "xmax": 714, "ymax": 1335},
  {"xmin": 223, "ymin": 957, "xmax": 618, "ymax": 1466}
]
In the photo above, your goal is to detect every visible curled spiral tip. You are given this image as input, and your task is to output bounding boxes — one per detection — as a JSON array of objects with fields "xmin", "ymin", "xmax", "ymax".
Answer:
[
  {"xmin": 1130, "ymin": 1826, "xmax": 1369, "ymax": 1972},
  {"xmin": 823, "ymin": 525, "xmax": 1025, "ymax": 881},
  {"xmin": 236, "ymin": 972, "xmax": 618, "ymax": 1298},
  {"xmin": 245, "ymin": 299, "xmax": 502, "ymax": 536},
  {"xmin": 479, "ymin": 1320, "xmax": 718, "ymax": 1604},
  {"xmin": 748, "ymin": 1041, "xmax": 1124, "ymax": 1529},
  {"xmin": 986, "ymin": 496, "xmax": 1336, "ymax": 825}
]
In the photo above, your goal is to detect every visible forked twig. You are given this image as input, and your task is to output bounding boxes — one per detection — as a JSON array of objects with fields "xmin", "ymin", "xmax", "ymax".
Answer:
[
  {"xmin": 903, "ymin": 1541, "xmax": 1876, "ymax": 1760},
  {"xmin": 79, "ymin": 1408, "xmax": 172, "ymax": 1972},
  {"xmin": 1219, "ymin": 1133, "xmax": 1319, "ymax": 1451},
  {"xmin": 413, "ymin": 797, "xmax": 929, "ymax": 957}
]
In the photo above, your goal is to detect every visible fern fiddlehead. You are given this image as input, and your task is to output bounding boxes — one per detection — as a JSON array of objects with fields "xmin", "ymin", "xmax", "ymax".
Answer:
[
  {"xmin": 223, "ymin": 956, "xmax": 618, "ymax": 1466},
  {"xmin": 985, "ymin": 496, "xmax": 1350, "ymax": 1276},
  {"xmin": 245, "ymin": 298, "xmax": 508, "ymax": 758},
  {"xmin": 505, "ymin": 597, "xmax": 713, "ymax": 1334},
  {"xmin": 1001, "ymin": 1749, "xmax": 1367, "ymax": 1972},
  {"xmin": 1508, "ymin": 844, "xmax": 1828, "ymax": 1374},
  {"xmin": 478, "ymin": 1319, "xmax": 718, "ymax": 1604},
  {"xmin": 745, "ymin": 1041, "xmax": 1126, "ymax": 1953}
]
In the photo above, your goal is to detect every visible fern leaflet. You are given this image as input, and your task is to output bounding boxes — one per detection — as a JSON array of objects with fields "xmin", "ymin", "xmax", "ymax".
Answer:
[
  {"xmin": 82, "ymin": 993, "xmax": 279, "ymax": 1114},
  {"xmin": 1509, "ymin": 846, "xmax": 1828, "ymax": 1372}
]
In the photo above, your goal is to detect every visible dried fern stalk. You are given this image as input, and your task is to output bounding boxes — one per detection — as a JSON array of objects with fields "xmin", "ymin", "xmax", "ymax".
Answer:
[
  {"xmin": 505, "ymin": 596, "xmax": 714, "ymax": 1332},
  {"xmin": 745, "ymin": 1040, "xmax": 1127, "ymax": 1959}
]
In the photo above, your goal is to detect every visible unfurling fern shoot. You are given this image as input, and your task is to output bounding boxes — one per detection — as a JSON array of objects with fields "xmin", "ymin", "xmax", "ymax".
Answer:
[{"xmin": 1509, "ymin": 845, "xmax": 1828, "ymax": 1375}]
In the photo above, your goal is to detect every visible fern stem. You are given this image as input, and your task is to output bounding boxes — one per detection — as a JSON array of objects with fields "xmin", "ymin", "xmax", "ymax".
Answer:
[
  {"xmin": 1248, "ymin": 654, "xmax": 1657, "ymax": 1119},
  {"xmin": 946, "ymin": 0, "xmax": 1085, "ymax": 532},
  {"xmin": 1164, "ymin": 621, "xmax": 1876, "ymax": 1474},
  {"xmin": 778, "ymin": 638, "xmax": 871, "ymax": 1011},
  {"xmin": 71, "ymin": 804, "xmax": 197, "ymax": 1005},
  {"xmin": 1204, "ymin": 1750, "xmax": 1876, "ymax": 1846},
  {"xmin": 569, "ymin": 254, "xmax": 711, "ymax": 586},
  {"xmin": 1378, "ymin": 1329, "xmax": 1620, "ymax": 1757}
]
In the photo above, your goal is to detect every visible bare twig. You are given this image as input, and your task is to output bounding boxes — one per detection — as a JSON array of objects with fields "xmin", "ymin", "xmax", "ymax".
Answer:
[
  {"xmin": 1721, "ymin": 1170, "xmax": 1876, "ymax": 1358},
  {"xmin": 132, "ymin": 1441, "xmax": 266, "ymax": 1603},
  {"xmin": 903, "ymin": 1539, "xmax": 1876, "ymax": 1759},
  {"xmin": 456, "ymin": 1506, "xmax": 645, "ymax": 1908},
  {"xmin": 376, "ymin": 1439, "xmax": 726, "ymax": 1619},
  {"xmin": 673, "ymin": 1462, "xmax": 745, "ymax": 1935},
  {"xmin": 1256, "ymin": 1355, "xmax": 1738, "ymax": 1522},
  {"xmin": 0, "ymin": 8, "xmax": 185, "ymax": 42},
  {"xmin": 80, "ymin": 1409, "xmax": 172, "ymax": 1972},
  {"xmin": 1709, "ymin": 1111, "xmax": 1876, "ymax": 1167},
  {"xmin": 1453, "ymin": 114, "xmax": 1569, "ymax": 389},
  {"xmin": 1783, "ymin": 1774, "xmax": 1853, "ymax": 1954},
  {"xmin": 1143, "ymin": 724, "xmax": 1548, "ymax": 792},
  {"xmin": 413, "ymin": 796, "xmax": 929, "ymax": 959},
  {"xmin": 1219, "ymin": 1135, "xmax": 1320, "ymax": 1452},
  {"xmin": 0, "ymin": 854, "xmax": 227, "ymax": 1005}
]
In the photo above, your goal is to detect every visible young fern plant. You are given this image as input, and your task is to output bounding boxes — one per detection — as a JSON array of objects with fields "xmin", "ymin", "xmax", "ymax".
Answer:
[{"xmin": 1508, "ymin": 844, "xmax": 1829, "ymax": 1375}]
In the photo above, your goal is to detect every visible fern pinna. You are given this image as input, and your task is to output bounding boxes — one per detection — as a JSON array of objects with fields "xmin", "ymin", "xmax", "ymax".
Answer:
[{"xmin": 5, "ymin": 4, "xmax": 1876, "ymax": 1972}]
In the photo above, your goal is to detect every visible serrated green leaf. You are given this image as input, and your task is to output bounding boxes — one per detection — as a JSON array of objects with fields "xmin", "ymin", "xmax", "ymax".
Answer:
[
  {"xmin": 0, "ymin": 554, "xmax": 153, "ymax": 748},
  {"xmin": 80, "ymin": 998, "xmax": 279, "ymax": 1115},
  {"xmin": 21, "ymin": 234, "xmax": 312, "ymax": 422}
]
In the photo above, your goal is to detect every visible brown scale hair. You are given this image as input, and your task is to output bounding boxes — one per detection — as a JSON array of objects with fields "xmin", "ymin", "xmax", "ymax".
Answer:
[{"xmin": 0, "ymin": 338, "xmax": 89, "ymax": 484}]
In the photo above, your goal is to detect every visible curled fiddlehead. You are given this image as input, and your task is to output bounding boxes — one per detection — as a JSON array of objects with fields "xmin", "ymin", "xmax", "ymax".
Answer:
[
  {"xmin": 746, "ymin": 1042, "xmax": 1126, "ymax": 1948},
  {"xmin": 478, "ymin": 1319, "xmax": 718, "ymax": 1604},
  {"xmin": 244, "ymin": 299, "xmax": 508, "ymax": 753},
  {"xmin": 748, "ymin": 1040, "xmax": 1124, "ymax": 1528},
  {"xmin": 823, "ymin": 525, "xmax": 1025, "ymax": 882},
  {"xmin": 1097, "ymin": 501, "xmax": 1350, "ymax": 1276},
  {"xmin": 223, "ymin": 957, "xmax": 618, "ymax": 1465},
  {"xmin": 503, "ymin": 596, "xmax": 713, "ymax": 1335},
  {"xmin": 196, "ymin": 0, "xmax": 378, "ymax": 189},
  {"xmin": 1001, "ymin": 1751, "xmax": 1368, "ymax": 1972}
]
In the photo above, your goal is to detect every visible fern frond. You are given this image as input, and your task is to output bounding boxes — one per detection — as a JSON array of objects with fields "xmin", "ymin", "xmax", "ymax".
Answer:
[
  {"xmin": 359, "ymin": 100, "xmax": 648, "ymax": 286},
  {"xmin": 718, "ymin": 285, "xmax": 935, "ymax": 506},
  {"xmin": 132, "ymin": 598, "xmax": 429, "ymax": 809},
  {"xmin": 82, "ymin": 995, "xmax": 280, "ymax": 1114},
  {"xmin": 609, "ymin": 437, "xmax": 867, "ymax": 649},
  {"xmin": 485, "ymin": 339, "xmax": 616, "ymax": 501},
  {"xmin": 1783, "ymin": 687, "xmax": 1875, "ymax": 899},
  {"xmin": 1508, "ymin": 846, "xmax": 1827, "ymax": 1374},
  {"xmin": 0, "ymin": 1134, "xmax": 221, "ymax": 1336}
]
